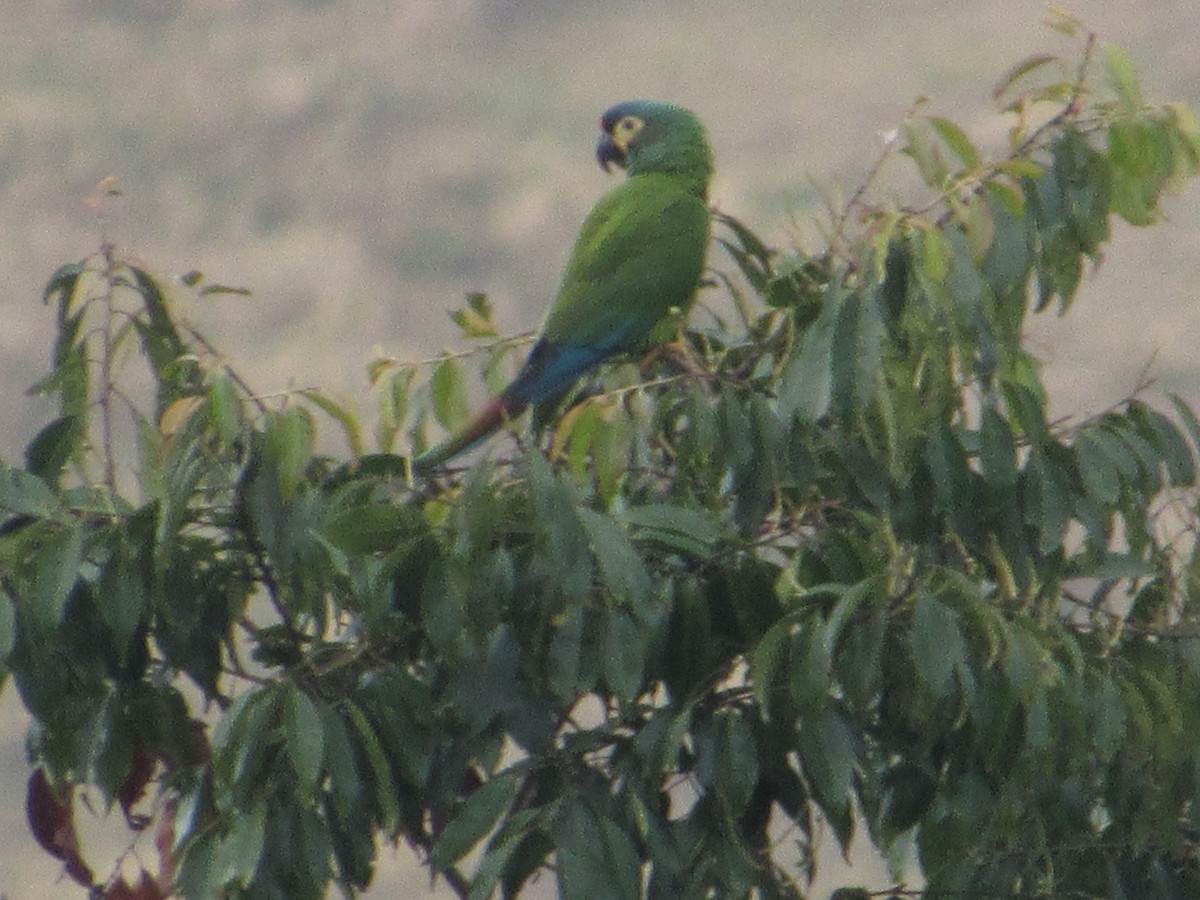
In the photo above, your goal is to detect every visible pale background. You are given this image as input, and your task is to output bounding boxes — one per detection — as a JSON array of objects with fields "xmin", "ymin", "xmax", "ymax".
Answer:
[{"xmin": 1, "ymin": 1, "xmax": 1197, "ymax": 897}]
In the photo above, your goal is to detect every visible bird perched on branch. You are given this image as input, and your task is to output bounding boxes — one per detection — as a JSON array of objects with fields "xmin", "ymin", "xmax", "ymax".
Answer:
[{"xmin": 413, "ymin": 99, "xmax": 714, "ymax": 471}]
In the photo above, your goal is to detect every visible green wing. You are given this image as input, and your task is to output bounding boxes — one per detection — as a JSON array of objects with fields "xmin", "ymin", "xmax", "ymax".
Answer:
[{"xmin": 539, "ymin": 173, "xmax": 710, "ymax": 353}]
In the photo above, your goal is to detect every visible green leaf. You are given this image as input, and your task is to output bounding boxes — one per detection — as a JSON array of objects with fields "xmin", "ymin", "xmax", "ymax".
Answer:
[
  {"xmin": 549, "ymin": 603, "xmax": 585, "ymax": 701},
  {"xmin": 962, "ymin": 192, "xmax": 996, "ymax": 265},
  {"xmin": 0, "ymin": 588, "xmax": 14, "ymax": 674},
  {"xmin": 211, "ymin": 690, "xmax": 256, "ymax": 758},
  {"xmin": 43, "ymin": 261, "xmax": 85, "ymax": 305},
  {"xmin": 592, "ymin": 402, "xmax": 634, "ymax": 506},
  {"xmin": 789, "ymin": 617, "xmax": 831, "ymax": 719},
  {"xmin": 620, "ymin": 504, "xmax": 721, "ymax": 557},
  {"xmin": 1089, "ymin": 423, "xmax": 1141, "ymax": 486},
  {"xmin": 1133, "ymin": 402, "xmax": 1196, "ymax": 486},
  {"xmin": 1107, "ymin": 119, "xmax": 1163, "ymax": 225},
  {"xmin": 750, "ymin": 615, "xmax": 792, "ymax": 715},
  {"xmin": 1023, "ymin": 447, "xmax": 1072, "ymax": 554},
  {"xmin": 177, "ymin": 831, "xmax": 222, "ymax": 899},
  {"xmin": 578, "ymin": 508, "xmax": 651, "ymax": 615},
  {"xmin": 930, "ymin": 116, "xmax": 982, "ymax": 171},
  {"xmin": 992, "ymin": 52, "xmax": 1058, "ymax": 102},
  {"xmin": 1089, "ymin": 674, "xmax": 1126, "ymax": 763},
  {"xmin": 556, "ymin": 798, "xmax": 641, "ymax": 900},
  {"xmin": 323, "ymin": 502, "xmax": 424, "ymax": 554},
  {"xmin": 88, "ymin": 689, "xmax": 134, "ymax": 805},
  {"xmin": 0, "ymin": 461, "xmax": 60, "ymax": 517},
  {"xmin": 1069, "ymin": 553, "xmax": 1154, "ymax": 582},
  {"xmin": 716, "ymin": 213, "xmax": 773, "ymax": 293},
  {"xmin": 925, "ymin": 423, "xmax": 973, "ymax": 515},
  {"xmin": 130, "ymin": 267, "xmax": 202, "ymax": 415},
  {"xmin": 467, "ymin": 815, "xmax": 543, "ymax": 900},
  {"xmin": 798, "ymin": 707, "xmax": 858, "ymax": 850},
  {"xmin": 343, "ymin": 699, "xmax": 399, "ymax": 832},
  {"xmin": 173, "ymin": 780, "xmax": 209, "ymax": 855},
  {"xmin": 985, "ymin": 178, "xmax": 1027, "ymax": 222},
  {"xmin": 24, "ymin": 416, "xmax": 83, "ymax": 483},
  {"xmin": 714, "ymin": 710, "xmax": 760, "ymax": 815},
  {"xmin": 1165, "ymin": 101, "xmax": 1200, "ymax": 179},
  {"xmin": 326, "ymin": 793, "xmax": 376, "ymax": 889},
  {"xmin": 1074, "ymin": 429, "xmax": 1122, "ymax": 507},
  {"xmin": 554, "ymin": 400, "xmax": 600, "ymax": 477},
  {"xmin": 1104, "ymin": 43, "xmax": 1143, "ymax": 113},
  {"xmin": 904, "ymin": 119, "xmax": 948, "ymax": 188},
  {"xmin": 1110, "ymin": 421, "xmax": 1165, "ymax": 495},
  {"xmin": 718, "ymin": 212, "xmax": 773, "ymax": 267},
  {"xmin": 300, "ymin": 389, "xmax": 364, "ymax": 458},
  {"xmin": 526, "ymin": 452, "xmax": 592, "ymax": 602},
  {"xmin": 1169, "ymin": 394, "xmax": 1200, "ymax": 461},
  {"xmin": 979, "ymin": 407, "xmax": 1018, "ymax": 487},
  {"xmin": 911, "ymin": 592, "xmax": 964, "ymax": 698},
  {"xmin": 1003, "ymin": 621, "xmax": 1054, "ymax": 701},
  {"xmin": 35, "ymin": 313, "xmax": 88, "ymax": 412},
  {"xmin": 823, "ymin": 577, "xmax": 878, "ymax": 653},
  {"xmin": 211, "ymin": 689, "xmax": 280, "ymax": 801},
  {"xmin": 421, "ymin": 554, "xmax": 467, "ymax": 653},
  {"xmin": 196, "ymin": 280, "xmax": 252, "ymax": 298},
  {"xmin": 431, "ymin": 357, "xmax": 469, "ymax": 430},
  {"xmin": 285, "ymin": 686, "xmax": 325, "ymax": 796},
  {"xmin": 96, "ymin": 540, "xmax": 146, "ymax": 662},
  {"xmin": 265, "ymin": 406, "xmax": 316, "ymax": 501},
  {"xmin": 833, "ymin": 592, "xmax": 887, "ymax": 716},
  {"xmin": 919, "ymin": 774, "xmax": 991, "ymax": 885},
  {"xmin": 28, "ymin": 521, "xmax": 84, "ymax": 630},
  {"xmin": 831, "ymin": 290, "xmax": 884, "ymax": 420},
  {"xmin": 206, "ymin": 371, "xmax": 242, "ymax": 445},
  {"xmin": 602, "ymin": 610, "xmax": 645, "ymax": 701},
  {"xmin": 431, "ymin": 770, "xmax": 521, "ymax": 871},
  {"xmin": 450, "ymin": 291, "xmax": 499, "ymax": 338},
  {"xmin": 914, "ymin": 226, "xmax": 949, "ymax": 283},
  {"xmin": 318, "ymin": 702, "xmax": 365, "ymax": 821},
  {"xmin": 778, "ymin": 283, "xmax": 839, "ymax": 422},
  {"xmin": 226, "ymin": 800, "xmax": 267, "ymax": 887}
]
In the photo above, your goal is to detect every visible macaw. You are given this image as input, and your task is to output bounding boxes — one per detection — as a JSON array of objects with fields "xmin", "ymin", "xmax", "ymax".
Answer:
[{"xmin": 414, "ymin": 99, "xmax": 714, "ymax": 470}]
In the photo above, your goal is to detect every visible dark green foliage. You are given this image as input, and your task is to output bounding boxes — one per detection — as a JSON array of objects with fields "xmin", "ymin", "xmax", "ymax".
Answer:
[{"xmin": 5, "ymin": 30, "xmax": 1200, "ymax": 900}]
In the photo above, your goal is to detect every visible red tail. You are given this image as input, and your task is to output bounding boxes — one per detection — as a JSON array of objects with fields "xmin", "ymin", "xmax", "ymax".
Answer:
[{"xmin": 413, "ymin": 396, "xmax": 518, "ymax": 470}]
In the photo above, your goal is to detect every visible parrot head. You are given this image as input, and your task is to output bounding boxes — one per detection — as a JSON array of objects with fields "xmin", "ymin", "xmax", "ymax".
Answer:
[{"xmin": 596, "ymin": 100, "xmax": 712, "ymax": 190}]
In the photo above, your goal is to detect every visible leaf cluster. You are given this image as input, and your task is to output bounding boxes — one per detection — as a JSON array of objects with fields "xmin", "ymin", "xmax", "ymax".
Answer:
[{"xmin": 4, "ymin": 28, "xmax": 1200, "ymax": 900}]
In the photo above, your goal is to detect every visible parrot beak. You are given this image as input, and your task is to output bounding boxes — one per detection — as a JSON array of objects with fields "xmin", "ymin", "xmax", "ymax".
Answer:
[{"xmin": 596, "ymin": 132, "xmax": 628, "ymax": 173}]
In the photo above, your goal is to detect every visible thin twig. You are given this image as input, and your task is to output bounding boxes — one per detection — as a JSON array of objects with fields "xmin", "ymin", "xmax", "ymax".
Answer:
[
  {"xmin": 98, "ymin": 245, "xmax": 117, "ymax": 489},
  {"xmin": 1046, "ymin": 354, "xmax": 1158, "ymax": 438},
  {"xmin": 1013, "ymin": 30, "xmax": 1097, "ymax": 157},
  {"xmin": 182, "ymin": 323, "xmax": 270, "ymax": 415},
  {"xmin": 829, "ymin": 112, "xmax": 909, "ymax": 254},
  {"xmin": 378, "ymin": 331, "xmax": 536, "ymax": 372},
  {"xmin": 916, "ymin": 31, "xmax": 1098, "ymax": 227}
]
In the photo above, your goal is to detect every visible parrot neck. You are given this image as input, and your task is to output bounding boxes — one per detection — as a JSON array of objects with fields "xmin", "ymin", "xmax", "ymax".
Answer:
[{"xmin": 628, "ymin": 140, "xmax": 713, "ymax": 199}]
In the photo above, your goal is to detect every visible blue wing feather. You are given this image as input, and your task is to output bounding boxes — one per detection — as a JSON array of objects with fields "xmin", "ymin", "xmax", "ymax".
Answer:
[{"xmin": 501, "ymin": 340, "xmax": 611, "ymax": 408}]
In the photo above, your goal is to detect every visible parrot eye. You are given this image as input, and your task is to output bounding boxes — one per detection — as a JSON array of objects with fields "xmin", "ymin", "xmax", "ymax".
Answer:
[{"xmin": 617, "ymin": 115, "xmax": 644, "ymax": 136}]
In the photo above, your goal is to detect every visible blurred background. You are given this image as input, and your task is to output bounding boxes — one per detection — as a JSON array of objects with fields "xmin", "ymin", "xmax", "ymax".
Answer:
[{"xmin": 0, "ymin": 1, "xmax": 1196, "ymax": 896}]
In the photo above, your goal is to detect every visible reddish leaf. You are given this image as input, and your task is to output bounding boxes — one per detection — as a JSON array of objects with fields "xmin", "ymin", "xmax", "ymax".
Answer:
[
  {"xmin": 26, "ymin": 767, "xmax": 94, "ymax": 888},
  {"xmin": 190, "ymin": 719, "xmax": 212, "ymax": 764},
  {"xmin": 155, "ymin": 796, "xmax": 177, "ymax": 888},
  {"xmin": 100, "ymin": 871, "xmax": 166, "ymax": 900},
  {"xmin": 160, "ymin": 718, "xmax": 211, "ymax": 771},
  {"xmin": 118, "ymin": 744, "xmax": 158, "ymax": 828}
]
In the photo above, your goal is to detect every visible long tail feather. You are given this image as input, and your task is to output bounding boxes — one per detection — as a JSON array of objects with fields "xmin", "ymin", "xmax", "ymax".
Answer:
[
  {"xmin": 413, "ymin": 396, "xmax": 515, "ymax": 471},
  {"xmin": 413, "ymin": 340, "xmax": 610, "ymax": 472}
]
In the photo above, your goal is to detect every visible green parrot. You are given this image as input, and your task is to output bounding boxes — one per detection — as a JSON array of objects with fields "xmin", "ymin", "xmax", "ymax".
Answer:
[{"xmin": 414, "ymin": 99, "xmax": 713, "ymax": 470}]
